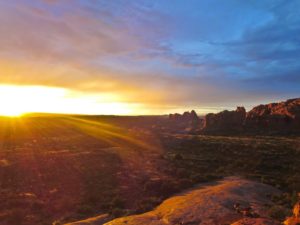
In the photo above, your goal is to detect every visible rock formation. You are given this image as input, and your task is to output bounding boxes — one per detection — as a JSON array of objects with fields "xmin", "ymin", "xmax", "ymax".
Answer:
[
  {"xmin": 169, "ymin": 110, "xmax": 203, "ymax": 133},
  {"xmin": 203, "ymin": 107, "xmax": 246, "ymax": 132},
  {"xmin": 66, "ymin": 177, "xmax": 281, "ymax": 225},
  {"xmin": 202, "ymin": 98, "xmax": 300, "ymax": 134},
  {"xmin": 245, "ymin": 98, "xmax": 300, "ymax": 131},
  {"xmin": 169, "ymin": 110, "xmax": 199, "ymax": 123}
]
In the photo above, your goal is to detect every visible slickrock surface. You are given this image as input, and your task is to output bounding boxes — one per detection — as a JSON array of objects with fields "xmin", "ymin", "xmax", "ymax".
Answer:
[{"xmin": 67, "ymin": 177, "xmax": 281, "ymax": 225}]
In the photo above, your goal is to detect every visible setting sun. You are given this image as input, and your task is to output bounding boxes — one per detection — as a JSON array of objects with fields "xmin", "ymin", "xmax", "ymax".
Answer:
[
  {"xmin": 0, "ymin": 111, "xmax": 23, "ymax": 117},
  {"xmin": 0, "ymin": 85, "xmax": 140, "ymax": 116}
]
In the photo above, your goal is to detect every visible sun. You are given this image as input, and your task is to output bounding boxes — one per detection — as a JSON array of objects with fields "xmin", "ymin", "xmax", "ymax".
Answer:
[
  {"xmin": 0, "ymin": 85, "xmax": 66, "ymax": 117},
  {"xmin": 0, "ymin": 110, "xmax": 23, "ymax": 117},
  {"xmin": 0, "ymin": 84, "xmax": 140, "ymax": 116}
]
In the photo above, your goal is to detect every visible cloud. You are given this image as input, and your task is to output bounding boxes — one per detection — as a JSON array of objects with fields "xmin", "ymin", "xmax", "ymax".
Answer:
[{"xmin": 0, "ymin": 0, "xmax": 299, "ymax": 113}]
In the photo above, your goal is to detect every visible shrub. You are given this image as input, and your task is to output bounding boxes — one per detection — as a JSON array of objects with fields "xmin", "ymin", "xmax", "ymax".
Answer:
[
  {"xmin": 268, "ymin": 205, "xmax": 289, "ymax": 221},
  {"xmin": 110, "ymin": 196, "xmax": 125, "ymax": 209},
  {"xmin": 110, "ymin": 208, "xmax": 124, "ymax": 218}
]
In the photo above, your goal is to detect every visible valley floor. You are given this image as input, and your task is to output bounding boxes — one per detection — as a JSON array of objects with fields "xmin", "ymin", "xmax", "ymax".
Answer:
[{"xmin": 0, "ymin": 115, "xmax": 299, "ymax": 224}]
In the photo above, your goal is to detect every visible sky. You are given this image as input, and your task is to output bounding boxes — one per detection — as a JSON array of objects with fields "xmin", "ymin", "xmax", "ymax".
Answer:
[{"xmin": 0, "ymin": 0, "xmax": 299, "ymax": 115}]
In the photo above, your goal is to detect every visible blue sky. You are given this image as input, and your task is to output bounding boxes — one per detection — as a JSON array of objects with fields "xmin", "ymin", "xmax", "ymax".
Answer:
[{"xmin": 0, "ymin": 0, "xmax": 299, "ymax": 114}]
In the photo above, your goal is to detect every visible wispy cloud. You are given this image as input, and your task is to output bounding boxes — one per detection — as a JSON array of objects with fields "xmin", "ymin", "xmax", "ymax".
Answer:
[{"xmin": 0, "ymin": 0, "xmax": 299, "ymax": 114}]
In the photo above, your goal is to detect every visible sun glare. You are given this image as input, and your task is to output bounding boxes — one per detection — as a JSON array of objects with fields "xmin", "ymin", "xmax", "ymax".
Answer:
[
  {"xmin": 0, "ymin": 111, "xmax": 23, "ymax": 117},
  {"xmin": 0, "ymin": 84, "xmax": 139, "ymax": 116}
]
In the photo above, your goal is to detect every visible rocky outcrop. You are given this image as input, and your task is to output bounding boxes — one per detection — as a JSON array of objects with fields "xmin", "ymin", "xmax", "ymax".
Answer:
[
  {"xmin": 68, "ymin": 177, "xmax": 281, "ymax": 225},
  {"xmin": 203, "ymin": 107, "xmax": 246, "ymax": 132},
  {"xmin": 202, "ymin": 98, "xmax": 300, "ymax": 134},
  {"xmin": 169, "ymin": 110, "xmax": 199, "ymax": 123},
  {"xmin": 169, "ymin": 110, "xmax": 203, "ymax": 133},
  {"xmin": 284, "ymin": 199, "xmax": 300, "ymax": 225},
  {"xmin": 245, "ymin": 98, "xmax": 300, "ymax": 131}
]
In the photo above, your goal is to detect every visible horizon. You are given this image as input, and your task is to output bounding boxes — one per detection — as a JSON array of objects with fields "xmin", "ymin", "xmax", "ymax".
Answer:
[
  {"xmin": 1, "ymin": 95, "xmax": 299, "ymax": 118},
  {"xmin": 0, "ymin": 1, "xmax": 299, "ymax": 116}
]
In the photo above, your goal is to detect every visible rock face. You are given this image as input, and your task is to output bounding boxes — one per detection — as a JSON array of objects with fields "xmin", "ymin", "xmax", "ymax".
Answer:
[
  {"xmin": 68, "ymin": 177, "xmax": 281, "ymax": 225},
  {"xmin": 203, "ymin": 107, "xmax": 246, "ymax": 132},
  {"xmin": 245, "ymin": 98, "xmax": 300, "ymax": 131},
  {"xmin": 202, "ymin": 98, "xmax": 300, "ymax": 134},
  {"xmin": 284, "ymin": 200, "xmax": 300, "ymax": 225}
]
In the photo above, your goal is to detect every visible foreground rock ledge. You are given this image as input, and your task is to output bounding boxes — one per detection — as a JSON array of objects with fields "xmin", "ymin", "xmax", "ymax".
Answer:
[{"xmin": 65, "ymin": 177, "xmax": 281, "ymax": 225}]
